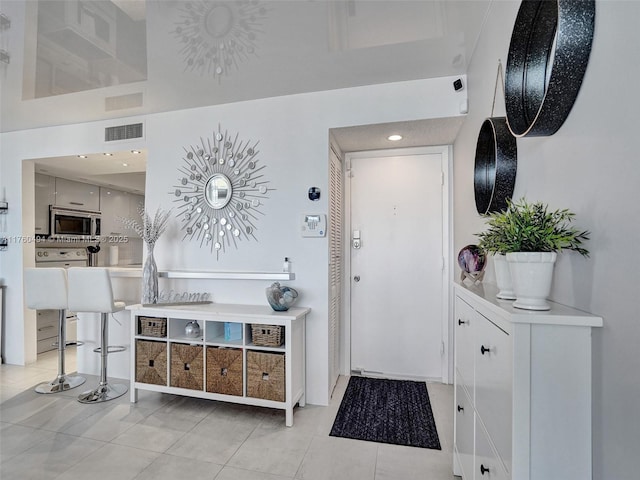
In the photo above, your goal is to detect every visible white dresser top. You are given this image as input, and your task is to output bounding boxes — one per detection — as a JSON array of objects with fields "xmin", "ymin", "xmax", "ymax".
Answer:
[
  {"xmin": 455, "ymin": 282, "xmax": 603, "ymax": 328},
  {"xmin": 127, "ymin": 302, "xmax": 310, "ymax": 324}
]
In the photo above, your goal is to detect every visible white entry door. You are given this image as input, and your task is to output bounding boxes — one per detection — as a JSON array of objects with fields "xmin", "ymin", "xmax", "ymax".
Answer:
[{"xmin": 350, "ymin": 150, "xmax": 445, "ymax": 380}]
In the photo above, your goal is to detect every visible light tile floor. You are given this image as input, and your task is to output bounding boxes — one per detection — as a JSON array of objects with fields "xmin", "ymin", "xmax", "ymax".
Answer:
[{"xmin": 1, "ymin": 350, "xmax": 457, "ymax": 479}]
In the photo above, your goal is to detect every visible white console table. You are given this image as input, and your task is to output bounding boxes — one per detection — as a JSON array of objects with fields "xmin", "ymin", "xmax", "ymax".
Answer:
[
  {"xmin": 127, "ymin": 303, "xmax": 309, "ymax": 426},
  {"xmin": 453, "ymin": 283, "xmax": 603, "ymax": 480}
]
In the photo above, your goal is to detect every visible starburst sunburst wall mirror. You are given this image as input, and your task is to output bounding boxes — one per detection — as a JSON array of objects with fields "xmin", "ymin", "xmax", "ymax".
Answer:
[
  {"xmin": 172, "ymin": 126, "xmax": 271, "ymax": 258},
  {"xmin": 171, "ymin": 0, "xmax": 269, "ymax": 80}
]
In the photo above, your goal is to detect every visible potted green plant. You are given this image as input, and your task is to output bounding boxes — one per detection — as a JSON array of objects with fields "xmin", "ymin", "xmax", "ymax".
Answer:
[{"xmin": 476, "ymin": 198, "xmax": 589, "ymax": 310}]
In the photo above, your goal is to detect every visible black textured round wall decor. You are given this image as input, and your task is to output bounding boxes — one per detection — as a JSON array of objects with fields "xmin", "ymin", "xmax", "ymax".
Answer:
[
  {"xmin": 505, "ymin": 0, "xmax": 595, "ymax": 137},
  {"xmin": 474, "ymin": 117, "xmax": 517, "ymax": 215}
]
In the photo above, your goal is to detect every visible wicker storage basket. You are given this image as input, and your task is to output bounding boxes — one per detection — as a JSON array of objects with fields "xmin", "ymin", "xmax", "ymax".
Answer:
[
  {"xmin": 246, "ymin": 350, "xmax": 285, "ymax": 402},
  {"xmin": 138, "ymin": 316, "xmax": 167, "ymax": 337},
  {"xmin": 206, "ymin": 347, "xmax": 243, "ymax": 396},
  {"xmin": 136, "ymin": 340, "xmax": 167, "ymax": 386},
  {"xmin": 170, "ymin": 343, "xmax": 204, "ymax": 390},
  {"xmin": 251, "ymin": 324, "xmax": 284, "ymax": 347}
]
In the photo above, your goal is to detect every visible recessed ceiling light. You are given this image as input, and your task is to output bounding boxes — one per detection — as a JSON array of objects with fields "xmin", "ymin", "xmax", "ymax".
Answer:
[
  {"xmin": 131, "ymin": 150, "xmax": 141, "ymax": 154},
  {"xmin": 104, "ymin": 153, "xmax": 113, "ymax": 156},
  {"xmin": 77, "ymin": 155, "xmax": 88, "ymax": 159},
  {"xmin": 387, "ymin": 134, "xmax": 403, "ymax": 141},
  {"xmin": 122, "ymin": 163, "xmax": 129, "ymax": 167}
]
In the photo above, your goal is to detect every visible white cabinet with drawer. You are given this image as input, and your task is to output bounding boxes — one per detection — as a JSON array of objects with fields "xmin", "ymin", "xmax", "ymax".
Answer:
[
  {"xmin": 34, "ymin": 173, "xmax": 55, "ymax": 235},
  {"xmin": 100, "ymin": 188, "xmax": 135, "ymax": 236},
  {"xmin": 453, "ymin": 283, "xmax": 603, "ymax": 480},
  {"xmin": 455, "ymin": 383, "xmax": 475, "ymax": 480},
  {"xmin": 128, "ymin": 303, "xmax": 309, "ymax": 427},
  {"xmin": 54, "ymin": 177, "xmax": 100, "ymax": 211}
]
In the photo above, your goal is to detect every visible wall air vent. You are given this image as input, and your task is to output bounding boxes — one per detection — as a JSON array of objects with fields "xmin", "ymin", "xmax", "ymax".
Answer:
[{"xmin": 105, "ymin": 123, "xmax": 143, "ymax": 142}]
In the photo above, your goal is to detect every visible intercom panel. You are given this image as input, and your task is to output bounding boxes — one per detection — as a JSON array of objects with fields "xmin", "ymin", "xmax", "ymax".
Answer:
[{"xmin": 301, "ymin": 214, "xmax": 326, "ymax": 237}]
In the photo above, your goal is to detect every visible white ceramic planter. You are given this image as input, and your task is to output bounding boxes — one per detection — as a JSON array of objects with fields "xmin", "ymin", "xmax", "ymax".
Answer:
[
  {"xmin": 506, "ymin": 252, "xmax": 557, "ymax": 310},
  {"xmin": 493, "ymin": 253, "xmax": 516, "ymax": 300}
]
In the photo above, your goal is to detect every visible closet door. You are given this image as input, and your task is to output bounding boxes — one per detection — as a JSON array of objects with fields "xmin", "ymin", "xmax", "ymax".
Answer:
[{"xmin": 329, "ymin": 148, "xmax": 343, "ymax": 392}]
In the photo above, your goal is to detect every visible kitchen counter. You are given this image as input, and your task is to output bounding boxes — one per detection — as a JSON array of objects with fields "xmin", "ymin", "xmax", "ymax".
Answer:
[
  {"xmin": 76, "ymin": 269, "xmax": 141, "ymax": 379},
  {"xmin": 106, "ymin": 266, "xmax": 143, "ymax": 278}
]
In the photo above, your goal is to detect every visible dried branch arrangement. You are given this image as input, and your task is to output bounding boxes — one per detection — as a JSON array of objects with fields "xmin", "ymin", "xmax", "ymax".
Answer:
[{"xmin": 119, "ymin": 205, "xmax": 172, "ymax": 245}]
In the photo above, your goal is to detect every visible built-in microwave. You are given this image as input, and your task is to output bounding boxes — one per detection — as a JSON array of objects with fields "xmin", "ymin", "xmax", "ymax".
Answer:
[{"xmin": 49, "ymin": 206, "xmax": 101, "ymax": 240}]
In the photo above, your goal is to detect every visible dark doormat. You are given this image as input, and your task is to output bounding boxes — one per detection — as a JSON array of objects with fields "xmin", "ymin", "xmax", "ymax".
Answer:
[{"xmin": 329, "ymin": 376, "xmax": 441, "ymax": 449}]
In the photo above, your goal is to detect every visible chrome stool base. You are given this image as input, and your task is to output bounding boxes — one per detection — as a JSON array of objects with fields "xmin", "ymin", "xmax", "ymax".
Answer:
[
  {"xmin": 78, "ymin": 383, "xmax": 127, "ymax": 404},
  {"xmin": 35, "ymin": 374, "xmax": 86, "ymax": 394}
]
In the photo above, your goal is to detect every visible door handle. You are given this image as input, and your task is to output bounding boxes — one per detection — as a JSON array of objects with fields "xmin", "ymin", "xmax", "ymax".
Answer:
[
  {"xmin": 353, "ymin": 276, "xmax": 360, "ymax": 282},
  {"xmin": 352, "ymin": 230, "xmax": 361, "ymax": 249}
]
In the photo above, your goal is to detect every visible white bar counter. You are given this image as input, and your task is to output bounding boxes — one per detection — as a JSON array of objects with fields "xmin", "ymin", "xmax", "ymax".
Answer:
[{"xmin": 75, "ymin": 267, "xmax": 141, "ymax": 379}]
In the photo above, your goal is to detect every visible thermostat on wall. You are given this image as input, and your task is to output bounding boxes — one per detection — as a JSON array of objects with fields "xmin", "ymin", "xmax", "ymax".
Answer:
[{"xmin": 301, "ymin": 214, "xmax": 326, "ymax": 237}]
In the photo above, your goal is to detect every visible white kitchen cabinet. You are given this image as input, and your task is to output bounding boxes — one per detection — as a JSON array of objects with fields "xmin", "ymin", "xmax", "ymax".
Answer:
[
  {"xmin": 54, "ymin": 177, "xmax": 100, "ymax": 211},
  {"xmin": 128, "ymin": 194, "xmax": 144, "ymax": 217},
  {"xmin": 453, "ymin": 283, "xmax": 603, "ymax": 480},
  {"xmin": 100, "ymin": 189, "xmax": 145, "ymax": 236},
  {"xmin": 100, "ymin": 188, "xmax": 130, "ymax": 236},
  {"xmin": 36, "ymin": 310, "xmax": 58, "ymax": 354},
  {"xmin": 34, "ymin": 173, "xmax": 55, "ymax": 235},
  {"xmin": 127, "ymin": 303, "xmax": 309, "ymax": 426}
]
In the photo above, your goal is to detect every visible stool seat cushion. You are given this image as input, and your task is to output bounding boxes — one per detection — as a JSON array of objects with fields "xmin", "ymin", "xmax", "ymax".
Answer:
[
  {"xmin": 25, "ymin": 268, "xmax": 68, "ymax": 310},
  {"xmin": 68, "ymin": 268, "xmax": 123, "ymax": 313}
]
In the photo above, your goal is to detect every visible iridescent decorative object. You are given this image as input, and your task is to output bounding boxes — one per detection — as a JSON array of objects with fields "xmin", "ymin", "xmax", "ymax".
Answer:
[
  {"xmin": 458, "ymin": 244, "xmax": 486, "ymax": 284},
  {"xmin": 265, "ymin": 282, "xmax": 298, "ymax": 312}
]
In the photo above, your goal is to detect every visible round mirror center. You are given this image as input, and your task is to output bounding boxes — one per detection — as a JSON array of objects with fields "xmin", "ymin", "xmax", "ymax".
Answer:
[
  {"xmin": 205, "ymin": 174, "xmax": 232, "ymax": 209},
  {"xmin": 205, "ymin": 5, "xmax": 234, "ymax": 39}
]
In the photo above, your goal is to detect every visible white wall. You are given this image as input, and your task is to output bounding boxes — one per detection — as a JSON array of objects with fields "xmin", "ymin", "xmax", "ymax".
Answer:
[
  {"xmin": 453, "ymin": 2, "xmax": 640, "ymax": 479},
  {"xmin": 0, "ymin": 76, "xmax": 465, "ymax": 405}
]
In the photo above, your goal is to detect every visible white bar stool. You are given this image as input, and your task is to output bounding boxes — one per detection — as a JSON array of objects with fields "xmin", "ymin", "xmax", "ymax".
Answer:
[
  {"xmin": 24, "ymin": 268, "xmax": 86, "ymax": 394},
  {"xmin": 67, "ymin": 267, "xmax": 128, "ymax": 403}
]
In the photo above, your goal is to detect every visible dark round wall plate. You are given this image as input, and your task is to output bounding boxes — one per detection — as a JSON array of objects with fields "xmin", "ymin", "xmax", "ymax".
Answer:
[
  {"xmin": 474, "ymin": 117, "xmax": 517, "ymax": 215},
  {"xmin": 505, "ymin": 0, "xmax": 595, "ymax": 137}
]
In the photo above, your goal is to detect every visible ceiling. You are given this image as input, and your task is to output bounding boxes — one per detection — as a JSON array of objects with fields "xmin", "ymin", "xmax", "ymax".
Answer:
[
  {"xmin": 1, "ymin": 0, "xmax": 491, "ymax": 190},
  {"xmin": 33, "ymin": 149, "xmax": 147, "ymax": 194}
]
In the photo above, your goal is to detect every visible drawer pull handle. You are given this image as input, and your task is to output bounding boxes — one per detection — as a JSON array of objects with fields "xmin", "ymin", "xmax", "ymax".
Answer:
[
  {"xmin": 480, "ymin": 464, "xmax": 490, "ymax": 475},
  {"xmin": 457, "ymin": 318, "xmax": 468, "ymax": 326},
  {"xmin": 480, "ymin": 345, "xmax": 491, "ymax": 355},
  {"xmin": 457, "ymin": 404, "xmax": 464, "ymax": 412}
]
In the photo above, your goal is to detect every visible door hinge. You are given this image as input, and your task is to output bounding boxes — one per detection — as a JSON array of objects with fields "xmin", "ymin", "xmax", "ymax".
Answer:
[
  {"xmin": 441, "ymin": 256, "xmax": 445, "ymax": 271},
  {"xmin": 441, "ymin": 171, "xmax": 445, "ymax": 186},
  {"xmin": 441, "ymin": 341, "xmax": 445, "ymax": 356}
]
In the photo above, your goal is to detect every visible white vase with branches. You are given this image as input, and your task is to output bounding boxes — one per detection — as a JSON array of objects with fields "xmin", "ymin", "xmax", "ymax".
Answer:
[{"xmin": 120, "ymin": 206, "xmax": 171, "ymax": 304}]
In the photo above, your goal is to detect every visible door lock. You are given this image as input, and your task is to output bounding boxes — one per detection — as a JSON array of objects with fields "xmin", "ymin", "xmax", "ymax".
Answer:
[
  {"xmin": 352, "ymin": 230, "xmax": 361, "ymax": 249},
  {"xmin": 353, "ymin": 275, "xmax": 360, "ymax": 282}
]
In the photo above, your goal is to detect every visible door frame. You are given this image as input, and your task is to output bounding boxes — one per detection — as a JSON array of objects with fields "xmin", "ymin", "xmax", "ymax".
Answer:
[{"xmin": 341, "ymin": 145, "xmax": 453, "ymax": 384}]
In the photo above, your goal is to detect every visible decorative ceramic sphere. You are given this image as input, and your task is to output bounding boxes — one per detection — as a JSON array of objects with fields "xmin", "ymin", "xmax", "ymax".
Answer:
[
  {"xmin": 266, "ymin": 282, "xmax": 299, "ymax": 311},
  {"xmin": 184, "ymin": 321, "xmax": 201, "ymax": 338},
  {"xmin": 458, "ymin": 245, "xmax": 487, "ymax": 274}
]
